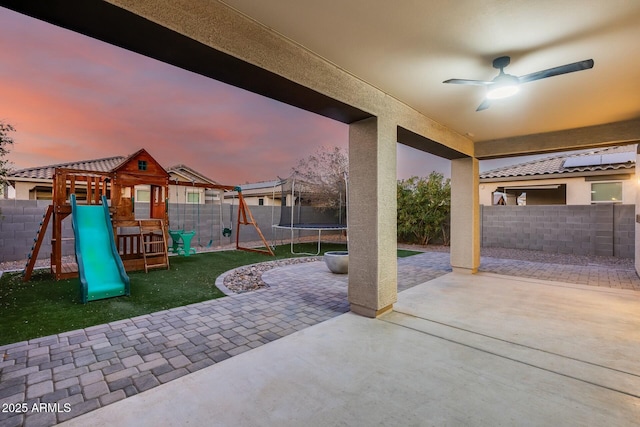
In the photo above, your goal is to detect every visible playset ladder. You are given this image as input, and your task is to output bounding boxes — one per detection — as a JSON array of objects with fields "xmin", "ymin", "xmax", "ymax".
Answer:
[
  {"xmin": 139, "ymin": 219, "xmax": 169, "ymax": 273},
  {"xmin": 22, "ymin": 204, "xmax": 53, "ymax": 282}
]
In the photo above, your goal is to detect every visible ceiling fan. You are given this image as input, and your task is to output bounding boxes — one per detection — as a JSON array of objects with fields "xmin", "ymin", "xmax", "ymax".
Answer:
[{"xmin": 443, "ymin": 56, "xmax": 594, "ymax": 111}]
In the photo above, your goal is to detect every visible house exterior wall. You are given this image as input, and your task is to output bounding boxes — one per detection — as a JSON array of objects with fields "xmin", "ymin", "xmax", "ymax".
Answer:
[
  {"xmin": 13, "ymin": 181, "xmax": 47, "ymax": 200},
  {"xmin": 240, "ymin": 195, "xmax": 281, "ymax": 206},
  {"xmin": 224, "ymin": 186, "xmax": 283, "ymax": 207},
  {"xmin": 11, "ymin": 181, "xmax": 209, "ymax": 205},
  {"xmin": 480, "ymin": 175, "xmax": 636, "ymax": 205},
  {"xmin": 164, "ymin": 184, "xmax": 207, "ymax": 205}
]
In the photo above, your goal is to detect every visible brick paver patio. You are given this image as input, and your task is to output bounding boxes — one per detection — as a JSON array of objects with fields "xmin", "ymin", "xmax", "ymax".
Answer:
[{"xmin": 1, "ymin": 252, "xmax": 638, "ymax": 426}]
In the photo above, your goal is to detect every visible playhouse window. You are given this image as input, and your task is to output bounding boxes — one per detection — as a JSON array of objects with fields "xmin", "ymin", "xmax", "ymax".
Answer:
[
  {"xmin": 138, "ymin": 160, "xmax": 147, "ymax": 171},
  {"xmin": 136, "ymin": 189, "xmax": 150, "ymax": 202}
]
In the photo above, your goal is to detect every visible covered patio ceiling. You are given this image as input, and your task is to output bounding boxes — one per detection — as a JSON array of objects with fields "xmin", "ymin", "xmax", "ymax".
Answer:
[
  {"xmin": 2, "ymin": 0, "xmax": 639, "ymax": 159},
  {"xmin": 222, "ymin": 1, "xmax": 640, "ymax": 141},
  {"xmin": 221, "ymin": 0, "xmax": 640, "ymax": 158}
]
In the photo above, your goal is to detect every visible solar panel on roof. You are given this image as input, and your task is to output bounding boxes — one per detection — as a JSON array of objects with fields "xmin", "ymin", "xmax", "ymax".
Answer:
[
  {"xmin": 563, "ymin": 155, "xmax": 601, "ymax": 168},
  {"xmin": 600, "ymin": 152, "xmax": 635, "ymax": 165},
  {"xmin": 563, "ymin": 152, "xmax": 635, "ymax": 168}
]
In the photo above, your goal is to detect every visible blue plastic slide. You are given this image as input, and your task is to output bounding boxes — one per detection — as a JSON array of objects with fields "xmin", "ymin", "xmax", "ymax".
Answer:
[{"xmin": 70, "ymin": 195, "xmax": 130, "ymax": 303}]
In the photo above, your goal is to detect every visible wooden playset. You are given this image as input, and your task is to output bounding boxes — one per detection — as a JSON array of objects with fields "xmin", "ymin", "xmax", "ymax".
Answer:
[{"xmin": 23, "ymin": 149, "xmax": 273, "ymax": 283}]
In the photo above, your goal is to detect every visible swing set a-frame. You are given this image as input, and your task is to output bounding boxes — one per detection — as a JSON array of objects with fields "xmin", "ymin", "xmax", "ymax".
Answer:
[{"xmin": 171, "ymin": 180, "xmax": 274, "ymax": 257}]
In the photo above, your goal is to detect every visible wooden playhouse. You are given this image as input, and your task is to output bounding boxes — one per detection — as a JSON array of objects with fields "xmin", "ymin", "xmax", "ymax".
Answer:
[
  {"xmin": 23, "ymin": 148, "xmax": 273, "ymax": 282},
  {"xmin": 24, "ymin": 149, "xmax": 171, "ymax": 281}
]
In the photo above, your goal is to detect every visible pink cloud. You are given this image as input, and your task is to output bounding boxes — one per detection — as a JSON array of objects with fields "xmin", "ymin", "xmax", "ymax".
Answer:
[{"xmin": 0, "ymin": 7, "xmax": 349, "ymax": 184}]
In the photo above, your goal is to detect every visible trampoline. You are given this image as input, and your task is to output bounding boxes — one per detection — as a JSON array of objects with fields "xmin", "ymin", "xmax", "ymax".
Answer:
[{"xmin": 272, "ymin": 176, "xmax": 348, "ymax": 255}]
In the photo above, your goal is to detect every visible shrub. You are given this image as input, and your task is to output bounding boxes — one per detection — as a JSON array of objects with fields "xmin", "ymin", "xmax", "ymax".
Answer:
[{"xmin": 397, "ymin": 173, "xmax": 451, "ymax": 245}]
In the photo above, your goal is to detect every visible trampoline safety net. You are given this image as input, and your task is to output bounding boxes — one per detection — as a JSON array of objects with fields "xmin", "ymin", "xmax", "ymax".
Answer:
[{"xmin": 277, "ymin": 178, "xmax": 347, "ymax": 228}]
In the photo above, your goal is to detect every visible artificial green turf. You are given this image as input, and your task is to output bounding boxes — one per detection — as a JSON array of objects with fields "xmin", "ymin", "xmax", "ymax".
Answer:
[
  {"xmin": 396, "ymin": 249, "xmax": 422, "ymax": 258},
  {"xmin": 0, "ymin": 243, "xmax": 419, "ymax": 345}
]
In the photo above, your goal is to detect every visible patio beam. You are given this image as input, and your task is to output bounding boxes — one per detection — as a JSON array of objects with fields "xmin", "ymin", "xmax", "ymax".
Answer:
[{"xmin": 475, "ymin": 118, "xmax": 640, "ymax": 159}]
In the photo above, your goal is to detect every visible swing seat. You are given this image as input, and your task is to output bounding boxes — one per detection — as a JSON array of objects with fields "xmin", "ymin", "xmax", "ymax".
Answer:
[
  {"xmin": 168, "ymin": 229, "xmax": 184, "ymax": 253},
  {"xmin": 177, "ymin": 231, "xmax": 197, "ymax": 257}
]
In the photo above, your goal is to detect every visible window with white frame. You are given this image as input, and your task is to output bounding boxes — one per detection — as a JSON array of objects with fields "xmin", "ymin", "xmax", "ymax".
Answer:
[
  {"xmin": 591, "ymin": 182, "xmax": 622, "ymax": 203},
  {"xmin": 187, "ymin": 191, "xmax": 200, "ymax": 204}
]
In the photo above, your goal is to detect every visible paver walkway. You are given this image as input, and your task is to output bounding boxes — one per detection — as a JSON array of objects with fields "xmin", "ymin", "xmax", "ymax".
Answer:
[
  {"xmin": 481, "ymin": 256, "xmax": 640, "ymax": 290},
  {"xmin": 1, "ymin": 252, "xmax": 638, "ymax": 426}
]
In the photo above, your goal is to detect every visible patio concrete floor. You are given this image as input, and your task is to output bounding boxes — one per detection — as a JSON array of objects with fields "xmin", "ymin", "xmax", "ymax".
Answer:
[{"xmin": 60, "ymin": 270, "xmax": 640, "ymax": 426}]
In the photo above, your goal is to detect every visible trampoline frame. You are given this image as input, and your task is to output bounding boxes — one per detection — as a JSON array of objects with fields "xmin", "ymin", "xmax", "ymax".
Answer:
[
  {"xmin": 272, "ymin": 224, "xmax": 347, "ymax": 256},
  {"xmin": 272, "ymin": 175, "xmax": 349, "ymax": 256}
]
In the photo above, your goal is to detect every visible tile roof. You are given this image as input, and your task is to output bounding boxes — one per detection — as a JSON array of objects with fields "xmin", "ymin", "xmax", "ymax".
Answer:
[
  {"xmin": 9, "ymin": 156, "xmax": 126, "ymax": 180},
  {"xmin": 9, "ymin": 156, "xmax": 216, "ymax": 187},
  {"xmin": 237, "ymin": 180, "xmax": 282, "ymax": 191},
  {"xmin": 166, "ymin": 164, "xmax": 218, "ymax": 186},
  {"xmin": 480, "ymin": 144, "xmax": 636, "ymax": 180}
]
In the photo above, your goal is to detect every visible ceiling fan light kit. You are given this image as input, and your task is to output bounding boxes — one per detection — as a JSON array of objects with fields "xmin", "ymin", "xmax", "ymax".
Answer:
[
  {"xmin": 486, "ymin": 85, "xmax": 519, "ymax": 99},
  {"xmin": 486, "ymin": 77, "xmax": 520, "ymax": 99},
  {"xmin": 443, "ymin": 56, "xmax": 594, "ymax": 110}
]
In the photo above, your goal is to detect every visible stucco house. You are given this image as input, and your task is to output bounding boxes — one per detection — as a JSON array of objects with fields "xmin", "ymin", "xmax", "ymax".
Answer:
[
  {"xmin": 164, "ymin": 163, "xmax": 221, "ymax": 205},
  {"xmin": 224, "ymin": 180, "xmax": 284, "ymax": 206},
  {"xmin": 6, "ymin": 152, "xmax": 219, "ymax": 204},
  {"xmin": 480, "ymin": 144, "xmax": 637, "ymax": 206},
  {"xmin": 224, "ymin": 179, "xmax": 335, "ymax": 207}
]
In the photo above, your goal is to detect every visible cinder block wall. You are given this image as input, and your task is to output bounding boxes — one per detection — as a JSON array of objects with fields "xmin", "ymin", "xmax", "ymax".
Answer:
[
  {"xmin": 0, "ymin": 201, "xmax": 341, "ymax": 263},
  {"xmin": 481, "ymin": 205, "xmax": 635, "ymax": 258},
  {"xmin": 168, "ymin": 205, "xmax": 341, "ymax": 248},
  {"xmin": 614, "ymin": 205, "xmax": 635, "ymax": 258},
  {"xmin": 220, "ymin": 205, "xmax": 344, "ymax": 247},
  {"xmin": 2, "ymin": 201, "xmax": 634, "ymax": 262},
  {"xmin": 0, "ymin": 200, "xmax": 75, "ymax": 264}
]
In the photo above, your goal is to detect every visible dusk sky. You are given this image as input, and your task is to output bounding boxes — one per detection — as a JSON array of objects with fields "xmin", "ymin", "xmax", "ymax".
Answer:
[{"xmin": 0, "ymin": 7, "xmax": 529, "ymax": 185}]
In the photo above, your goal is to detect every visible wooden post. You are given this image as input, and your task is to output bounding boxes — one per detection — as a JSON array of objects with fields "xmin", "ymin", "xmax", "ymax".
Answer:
[
  {"xmin": 235, "ymin": 192, "xmax": 274, "ymax": 256},
  {"xmin": 94, "ymin": 177, "xmax": 100, "ymax": 204},
  {"xmin": 22, "ymin": 205, "xmax": 53, "ymax": 282},
  {"xmin": 69, "ymin": 175, "xmax": 75, "ymax": 199}
]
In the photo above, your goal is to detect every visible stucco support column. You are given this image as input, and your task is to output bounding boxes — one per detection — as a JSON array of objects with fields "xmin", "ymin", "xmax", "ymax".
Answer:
[
  {"xmin": 450, "ymin": 157, "xmax": 480, "ymax": 273},
  {"xmin": 348, "ymin": 116, "xmax": 397, "ymax": 318},
  {"xmin": 635, "ymin": 146, "xmax": 640, "ymax": 277}
]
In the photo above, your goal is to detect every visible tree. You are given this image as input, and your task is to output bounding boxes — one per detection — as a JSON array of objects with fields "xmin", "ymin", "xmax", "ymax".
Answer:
[
  {"xmin": 291, "ymin": 146, "xmax": 348, "ymax": 211},
  {"xmin": 397, "ymin": 173, "xmax": 451, "ymax": 245},
  {"xmin": 0, "ymin": 122, "xmax": 15, "ymax": 194}
]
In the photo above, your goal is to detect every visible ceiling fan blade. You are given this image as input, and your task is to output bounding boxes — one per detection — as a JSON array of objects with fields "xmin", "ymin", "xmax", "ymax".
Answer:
[
  {"xmin": 443, "ymin": 78, "xmax": 492, "ymax": 86},
  {"xmin": 476, "ymin": 99, "xmax": 491, "ymax": 111},
  {"xmin": 518, "ymin": 59, "xmax": 594, "ymax": 84}
]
